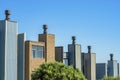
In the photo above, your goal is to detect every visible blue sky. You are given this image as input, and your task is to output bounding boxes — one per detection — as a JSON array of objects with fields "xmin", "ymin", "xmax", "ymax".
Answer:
[{"xmin": 0, "ymin": 0, "xmax": 120, "ymax": 63}]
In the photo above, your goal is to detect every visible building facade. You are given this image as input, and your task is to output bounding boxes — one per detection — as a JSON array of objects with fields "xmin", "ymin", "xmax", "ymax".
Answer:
[
  {"xmin": 63, "ymin": 52, "xmax": 69, "ymax": 66},
  {"xmin": 55, "ymin": 46, "xmax": 64, "ymax": 62},
  {"xmin": 0, "ymin": 10, "xmax": 98, "ymax": 80},
  {"xmin": 117, "ymin": 63, "xmax": 120, "ymax": 76},
  {"xmin": 55, "ymin": 47, "xmax": 69, "ymax": 66},
  {"xmin": 55, "ymin": 36, "xmax": 82, "ymax": 69},
  {"xmin": 18, "ymin": 33, "xmax": 26, "ymax": 80},
  {"xmin": 68, "ymin": 36, "xmax": 81, "ymax": 70},
  {"xmin": 107, "ymin": 54, "xmax": 119, "ymax": 77},
  {"xmin": 0, "ymin": 10, "xmax": 18, "ymax": 80},
  {"xmin": 25, "ymin": 25, "xmax": 55, "ymax": 80},
  {"xmin": 96, "ymin": 54, "xmax": 120, "ymax": 79},
  {"xmin": 25, "ymin": 41, "xmax": 45, "ymax": 80},
  {"xmin": 55, "ymin": 37, "xmax": 96, "ymax": 80},
  {"xmin": 81, "ymin": 46, "xmax": 96, "ymax": 80},
  {"xmin": 96, "ymin": 63, "xmax": 107, "ymax": 80}
]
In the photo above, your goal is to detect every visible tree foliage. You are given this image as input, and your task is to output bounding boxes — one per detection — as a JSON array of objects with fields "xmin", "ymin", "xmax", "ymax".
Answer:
[{"xmin": 31, "ymin": 62, "xmax": 86, "ymax": 80}]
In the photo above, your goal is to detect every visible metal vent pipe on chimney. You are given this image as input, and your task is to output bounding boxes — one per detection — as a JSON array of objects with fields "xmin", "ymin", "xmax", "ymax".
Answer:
[
  {"xmin": 43, "ymin": 24, "xmax": 48, "ymax": 34},
  {"xmin": 5, "ymin": 10, "xmax": 10, "ymax": 21},
  {"xmin": 110, "ymin": 53, "xmax": 113, "ymax": 61},
  {"xmin": 72, "ymin": 36, "xmax": 76, "ymax": 44},
  {"xmin": 88, "ymin": 46, "xmax": 91, "ymax": 53}
]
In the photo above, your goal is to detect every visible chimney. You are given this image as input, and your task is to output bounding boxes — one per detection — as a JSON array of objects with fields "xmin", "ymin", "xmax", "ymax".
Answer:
[
  {"xmin": 88, "ymin": 46, "xmax": 91, "ymax": 53},
  {"xmin": 5, "ymin": 10, "xmax": 10, "ymax": 21},
  {"xmin": 72, "ymin": 36, "xmax": 76, "ymax": 44},
  {"xmin": 110, "ymin": 54, "xmax": 113, "ymax": 61},
  {"xmin": 43, "ymin": 24, "xmax": 48, "ymax": 34}
]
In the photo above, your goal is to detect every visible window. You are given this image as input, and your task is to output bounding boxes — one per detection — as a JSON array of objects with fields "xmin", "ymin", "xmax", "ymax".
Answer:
[{"xmin": 32, "ymin": 45, "xmax": 44, "ymax": 58}]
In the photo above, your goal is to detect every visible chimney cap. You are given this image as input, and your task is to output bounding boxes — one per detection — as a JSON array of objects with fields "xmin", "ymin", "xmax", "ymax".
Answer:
[
  {"xmin": 88, "ymin": 45, "xmax": 91, "ymax": 53},
  {"xmin": 72, "ymin": 36, "xmax": 76, "ymax": 44},
  {"xmin": 43, "ymin": 24, "xmax": 48, "ymax": 34},
  {"xmin": 5, "ymin": 10, "xmax": 11, "ymax": 20},
  {"xmin": 110, "ymin": 53, "xmax": 113, "ymax": 61},
  {"xmin": 72, "ymin": 36, "xmax": 76, "ymax": 40},
  {"xmin": 43, "ymin": 24, "xmax": 48, "ymax": 29},
  {"xmin": 5, "ymin": 10, "xmax": 10, "ymax": 15},
  {"xmin": 88, "ymin": 46, "xmax": 91, "ymax": 49}
]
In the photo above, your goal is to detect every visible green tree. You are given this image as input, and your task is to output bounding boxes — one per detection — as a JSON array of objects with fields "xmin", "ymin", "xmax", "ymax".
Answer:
[
  {"xmin": 102, "ymin": 76, "xmax": 120, "ymax": 80},
  {"xmin": 31, "ymin": 62, "xmax": 86, "ymax": 80}
]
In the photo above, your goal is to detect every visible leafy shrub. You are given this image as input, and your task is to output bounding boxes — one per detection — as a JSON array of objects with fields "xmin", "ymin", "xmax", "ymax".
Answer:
[
  {"xmin": 31, "ymin": 62, "xmax": 86, "ymax": 80},
  {"xmin": 102, "ymin": 76, "xmax": 120, "ymax": 80}
]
